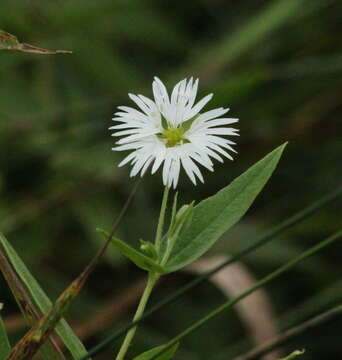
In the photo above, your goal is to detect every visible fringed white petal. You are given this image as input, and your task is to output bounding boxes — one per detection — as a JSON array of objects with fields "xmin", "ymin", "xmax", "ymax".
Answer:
[{"xmin": 110, "ymin": 76, "xmax": 239, "ymax": 187}]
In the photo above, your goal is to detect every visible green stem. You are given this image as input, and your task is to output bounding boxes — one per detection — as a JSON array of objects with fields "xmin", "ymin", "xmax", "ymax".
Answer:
[
  {"xmin": 115, "ymin": 273, "xmax": 158, "ymax": 360},
  {"xmin": 155, "ymin": 186, "xmax": 170, "ymax": 254},
  {"xmin": 115, "ymin": 187, "xmax": 170, "ymax": 360},
  {"xmin": 160, "ymin": 191, "xmax": 178, "ymax": 266}
]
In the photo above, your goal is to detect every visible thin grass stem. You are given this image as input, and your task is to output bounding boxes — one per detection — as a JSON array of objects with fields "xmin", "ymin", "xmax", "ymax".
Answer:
[{"xmin": 149, "ymin": 229, "xmax": 342, "ymax": 360}]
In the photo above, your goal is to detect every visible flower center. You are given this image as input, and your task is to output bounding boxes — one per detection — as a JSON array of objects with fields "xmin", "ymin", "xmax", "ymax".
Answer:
[
  {"xmin": 158, "ymin": 115, "xmax": 199, "ymax": 147},
  {"xmin": 162, "ymin": 127, "xmax": 185, "ymax": 147}
]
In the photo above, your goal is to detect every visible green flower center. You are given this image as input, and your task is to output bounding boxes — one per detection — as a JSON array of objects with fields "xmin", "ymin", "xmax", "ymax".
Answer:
[
  {"xmin": 159, "ymin": 115, "xmax": 198, "ymax": 147},
  {"xmin": 162, "ymin": 127, "xmax": 185, "ymax": 147}
]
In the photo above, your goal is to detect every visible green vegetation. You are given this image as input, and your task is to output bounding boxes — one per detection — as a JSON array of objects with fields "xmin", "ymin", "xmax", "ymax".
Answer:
[{"xmin": 0, "ymin": 0, "xmax": 341, "ymax": 359}]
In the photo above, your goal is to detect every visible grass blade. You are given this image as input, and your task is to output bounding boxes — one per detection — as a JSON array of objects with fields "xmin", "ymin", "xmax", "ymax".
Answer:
[
  {"xmin": 0, "ymin": 247, "xmax": 65, "ymax": 359},
  {"xmin": 149, "ymin": 229, "xmax": 342, "ymax": 360},
  {"xmin": 234, "ymin": 302, "xmax": 342, "ymax": 360},
  {"xmin": 0, "ymin": 233, "xmax": 88, "ymax": 359},
  {"xmin": 0, "ymin": 306, "xmax": 11, "ymax": 358},
  {"xmin": 178, "ymin": 0, "xmax": 306, "ymax": 79}
]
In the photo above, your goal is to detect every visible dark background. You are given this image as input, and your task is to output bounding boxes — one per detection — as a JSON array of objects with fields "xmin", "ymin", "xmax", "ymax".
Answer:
[{"xmin": 1, "ymin": 0, "xmax": 341, "ymax": 359}]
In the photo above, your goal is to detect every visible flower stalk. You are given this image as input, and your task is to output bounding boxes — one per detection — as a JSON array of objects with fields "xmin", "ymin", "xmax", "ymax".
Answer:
[
  {"xmin": 115, "ymin": 273, "xmax": 158, "ymax": 360},
  {"xmin": 115, "ymin": 186, "xmax": 170, "ymax": 360},
  {"xmin": 155, "ymin": 186, "xmax": 170, "ymax": 254}
]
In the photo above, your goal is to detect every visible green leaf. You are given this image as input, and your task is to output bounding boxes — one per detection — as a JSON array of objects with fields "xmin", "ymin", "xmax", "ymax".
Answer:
[
  {"xmin": 132, "ymin": 343, "xmax": 179, "ymax": 360},
  {"xmin": 0, "ymin": 250, "xmax": 66, "ymax": 359},
  {"xmin": 0, "ymin": 233, "xmax": 88, "ymax": 359},
  {"xmin": 279, "ymin": 349, "xmax": 305, "ymax": 360},
  {"xmin": 163, "ymin": 143, "xmax": 287, "ymax": 273},
  {"xmin": 0, "ymin": 304, "xmax": 11, "ymax": 358},
  {"xmin": 97, "ymin": 229, "xmax": 165, "ymax": 273}
]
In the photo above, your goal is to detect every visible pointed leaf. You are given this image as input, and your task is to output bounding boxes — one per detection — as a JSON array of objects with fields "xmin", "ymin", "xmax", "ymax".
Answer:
[
  {"xmin": 163, "ymin": 143, "xmax": 287, "ymax": 273},
  {"xmin": 98, "ymin": 229, "xmax": 164, "ymax": 273},
  {"xmin": 0, "ymin": 305, "xmax": 11, "ymax": 358},
  {"xmin": 0, "ymin": 233, "xmax": 88, "ymax": 359},
  {"xmin": 133, "ymin": 343, "xmax": 179, "ymax": 360},
  {"xmin": 280, "ymin": 349, "xmax": 305, "ymax": 360}
]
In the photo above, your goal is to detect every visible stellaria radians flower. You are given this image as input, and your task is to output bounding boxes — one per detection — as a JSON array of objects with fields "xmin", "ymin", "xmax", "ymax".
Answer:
[{"xmin": 110, "ymin": 77, "xmax": 239, "ymax": 188}]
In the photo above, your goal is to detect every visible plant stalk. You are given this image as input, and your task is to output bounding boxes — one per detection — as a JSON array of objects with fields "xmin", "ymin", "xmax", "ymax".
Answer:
[
  {"xmin": 155, "ymin": 186, "xmax": 170, "ymax": 254},
  {"xmin": 115, "ymin": 186, "xmax": 170, "ymax": 360},
  {"xmin": 115, "ymin": 273, "xmax": 158, "ymax": 360}
]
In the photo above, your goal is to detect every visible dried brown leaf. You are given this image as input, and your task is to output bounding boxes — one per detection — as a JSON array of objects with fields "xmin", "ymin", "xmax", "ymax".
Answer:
[{"xmin": 0, "ymin": 30, "xmax": 72, "ymax": 55}]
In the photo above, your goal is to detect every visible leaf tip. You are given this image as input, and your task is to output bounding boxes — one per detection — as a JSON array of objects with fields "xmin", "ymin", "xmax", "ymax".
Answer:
[{"xmin": 279, "ymin": 141, "xmax": 289, "ymax": 151}]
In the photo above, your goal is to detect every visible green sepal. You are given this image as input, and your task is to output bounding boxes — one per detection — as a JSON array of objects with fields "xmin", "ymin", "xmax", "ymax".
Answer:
[
  {"xmin": 97, "ymin": 229, "xmax": 165, "ymax": 273},
  {"xmin": 132, "ymin": 343, "xmax": 179, "ymax": 360},
  {"xmin": 169, "ymin": 202, "xmax": 194, "ymax": 239},
  {"xmin": 182, "ymin": 114, "xmax": 199, "ymax": 132},
  {"xmin": 161, "ymin": 115, "xmax": 168, "ymax": 130},
  {"xmin": 160, "ymin": 202, "xmax": 194, "ymax": 262},
  {"xmin": 140, "ymin": 239, "xmax": 158, "ymax": 260}
]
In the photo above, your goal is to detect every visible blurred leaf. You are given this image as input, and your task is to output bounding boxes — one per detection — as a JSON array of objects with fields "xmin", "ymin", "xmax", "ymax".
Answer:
[
  {"xmin": 279, "ymin": 349, "xmax": 305, "ymax": 360},
  {"xmin": 0, "ymin": 29, "xmax": 72, "ymax": 54},
  {"xmin": 133, "ymin": 342, "xmax": 179, "ymax": 360},
  {"xmin": 164, "ymin": 143, "xmax": 287, "ymax": 273},
  {"xmin": 98, "ymin": 229, "xmax": 164, "ymax": 273},
  {"xmin": 0, "ymin": 305, "xmax": 11, "ymax": 358},
  {"xmin": 280, "ymin": 279, "xmax": 342, "ymax": 330},
  {"xmin": 274, "ymin": 54, "xmax": 342, "ymax": 79},
  {"xmin": 211, "ymin": 69, "xmax": 268, "ymax": 104},
  {"xmin": 178, "ymin": 0, "xmax": 306, "ymax": 79},
  {"xmin": 0, "ymin": 233, "xmax": 88, "ymax": 359},
  {"xmin": 114, "ymin": 9, "xmax": 189, "ymax": 51}
]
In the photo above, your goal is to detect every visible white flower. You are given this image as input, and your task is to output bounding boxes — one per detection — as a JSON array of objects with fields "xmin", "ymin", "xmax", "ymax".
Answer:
[{"xmin": 110, "ymin": 77, "xmax": 239, "ymax": 188}]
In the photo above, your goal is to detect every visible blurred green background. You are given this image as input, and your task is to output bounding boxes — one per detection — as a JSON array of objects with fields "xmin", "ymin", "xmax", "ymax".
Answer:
[{"xmin": 1, "ymin": 0, "xmax": 341, "ymax": 359}]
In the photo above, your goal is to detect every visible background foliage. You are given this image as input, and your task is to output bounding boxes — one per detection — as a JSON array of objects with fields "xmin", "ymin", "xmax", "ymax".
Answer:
[{"xmin": 1, "ymin": 0, "xmax": 341, "ymax": 359}]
